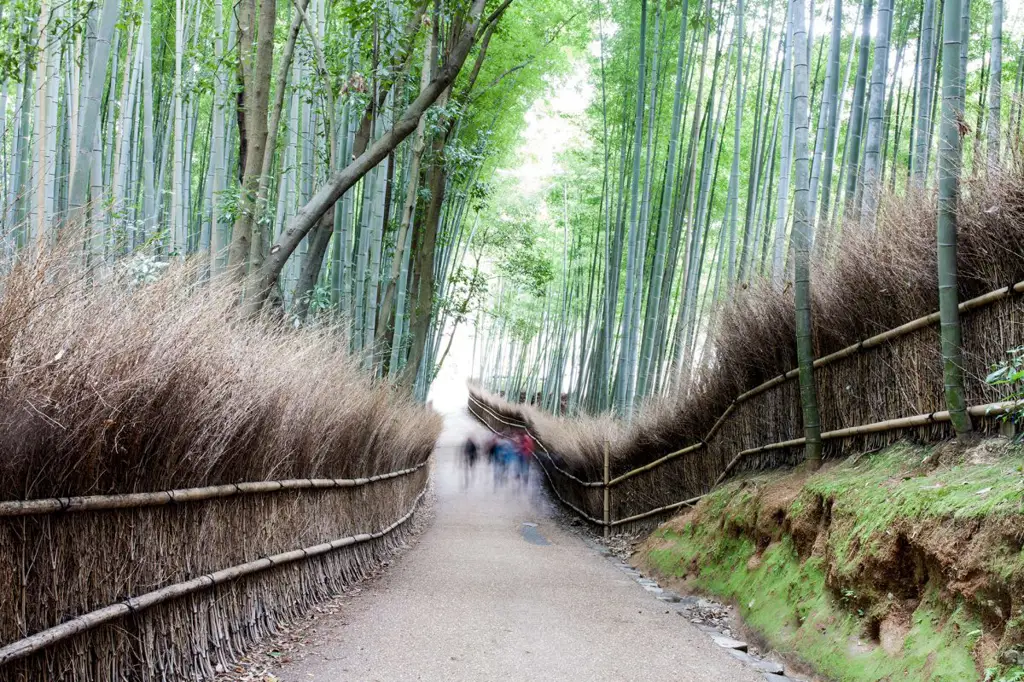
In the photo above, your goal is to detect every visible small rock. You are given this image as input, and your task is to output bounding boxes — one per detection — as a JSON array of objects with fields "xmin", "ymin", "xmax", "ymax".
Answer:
[
  {"xmin": 752, "ymin": 659, "xmax": 785, "ymax": 675},
  {"xmin": 711, "ymin": 635, "xmax": 749, "ymax": 652},
  {"xmin": 725, "ymin": 649, "xmax": 757, "ymax": 666}
]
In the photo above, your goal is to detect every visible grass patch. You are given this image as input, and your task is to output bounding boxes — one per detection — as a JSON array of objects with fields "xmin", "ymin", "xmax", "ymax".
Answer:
[{"xmin": 638, "ymin": 441, "xmax": 1024, "ymax": 682}]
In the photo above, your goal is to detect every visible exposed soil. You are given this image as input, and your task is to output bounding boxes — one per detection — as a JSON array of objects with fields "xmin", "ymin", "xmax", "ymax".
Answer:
[{"xmin": 635, "ymin": 440, "xmax": 1024, "ymax": 681}]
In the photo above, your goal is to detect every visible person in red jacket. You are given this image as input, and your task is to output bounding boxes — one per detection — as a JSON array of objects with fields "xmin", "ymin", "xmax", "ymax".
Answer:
[{"xmin": 515, "ymin": 432, "xmax": 534, "ymax": 484}]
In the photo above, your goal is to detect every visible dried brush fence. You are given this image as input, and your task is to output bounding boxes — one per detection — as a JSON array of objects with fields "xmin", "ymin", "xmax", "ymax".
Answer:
[
  {"xmin": 469, "ymin": 167, "xmax": 1024, "ymax": 529},
  {"xmin": 468, "ymin": 279, "xmax": 1024, "ymax": 531},
  {"xmin": 0, "ymin": 252, "xmax": 442, "ymax": 680}
]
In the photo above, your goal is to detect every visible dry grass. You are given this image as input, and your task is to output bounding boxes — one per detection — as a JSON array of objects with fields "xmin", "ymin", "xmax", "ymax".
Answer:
[
  {"xmin": 0, "ymin": 246, "xmax": 441, "ymax": 679},
  {"xmin": 472, "ymin": 161, "xmax": 1024, "ymax": 499},
  {"xmin": 0, "ymin": 249, "xmax": 441, "ymax": 500}
]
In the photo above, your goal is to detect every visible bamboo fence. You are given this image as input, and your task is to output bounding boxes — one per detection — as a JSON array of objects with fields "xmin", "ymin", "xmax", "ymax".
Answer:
[
  {"xmin": 0, "ymin": 457, "xmax": 432, "ymax": 680},
  {"xmin": 468, "ymin": 280, "xmax": 1024, "ymax": 529}
]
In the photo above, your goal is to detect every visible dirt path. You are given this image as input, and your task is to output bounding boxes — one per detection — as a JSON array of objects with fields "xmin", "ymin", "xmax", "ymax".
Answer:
[{"xmin": 272, "ymin": 408, "xmax": 762, "ymax": 681}]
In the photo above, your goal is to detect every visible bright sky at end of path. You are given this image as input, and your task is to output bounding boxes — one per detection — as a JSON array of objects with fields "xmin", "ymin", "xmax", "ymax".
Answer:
[{"xmin": 429, "ymin": 60, "xmax": 594, "ymax": 411}]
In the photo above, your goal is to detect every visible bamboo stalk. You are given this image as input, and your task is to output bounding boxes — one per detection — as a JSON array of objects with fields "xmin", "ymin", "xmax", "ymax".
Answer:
[
  {"xmin": 0, "ymin": 486, "xmax": 428, "ymax": 665},
  {"xmin": 602, "ymin": 441, "xmax": 610, "ymax": 539},
  {"xmin": 0, "ymin": 462, "xmax": 429, "ymax": 517}
]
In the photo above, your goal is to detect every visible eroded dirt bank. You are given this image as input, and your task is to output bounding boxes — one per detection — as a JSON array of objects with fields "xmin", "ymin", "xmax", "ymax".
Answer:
[{"xmin": 635, "ymin": 440, "xmax": 1024, "ymax": 682}]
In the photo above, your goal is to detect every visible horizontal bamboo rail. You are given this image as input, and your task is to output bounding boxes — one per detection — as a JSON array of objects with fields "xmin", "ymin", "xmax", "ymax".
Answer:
[
  {"xmin": 608, "ymin": 495, "xmax": 705, "ymax": 527},
  {"xmin": 0, "ymin": 484, "xmax": 429, "ymax": 666},
  {"xmin": 712, "ymin": 400, "xmax": 1023, "ymax": 487},
  {"xmin": 0, "ymin": 461, "xmax": 430, "ymax": 518}
]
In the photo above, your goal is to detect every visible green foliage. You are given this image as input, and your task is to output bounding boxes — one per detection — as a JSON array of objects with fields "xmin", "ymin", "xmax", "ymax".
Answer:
[
  {"xmin": 442, "ymin": 264, "xmax": 488, "ymax": 324},
  {"xmin": 987, "ymin": 667, "xmax": 1024, "ymax": 682},
  {"xmin": 986, "ymin": 346, "xmax": 1024, "ymax": 425},
  {"xmin": 0, "ymin": 0, "xmax": 41, "ymax": 82}
]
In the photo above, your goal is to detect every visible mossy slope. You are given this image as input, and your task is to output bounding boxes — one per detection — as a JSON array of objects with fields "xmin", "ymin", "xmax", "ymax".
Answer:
[{"xmin": 637, "ymin": 441, "xmax": 1024, "ymax": 682}]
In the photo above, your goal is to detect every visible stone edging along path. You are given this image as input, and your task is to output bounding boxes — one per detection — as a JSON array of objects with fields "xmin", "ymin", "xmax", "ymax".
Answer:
[{"xmin": 588, "ymin": 541, "xmax": 802, "ymax": 682}]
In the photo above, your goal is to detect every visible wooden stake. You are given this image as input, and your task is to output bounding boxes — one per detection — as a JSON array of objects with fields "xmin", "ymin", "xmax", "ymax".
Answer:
[{"xmin": 603, "ymin": 440, "xmax": 611, "ymax": 539}]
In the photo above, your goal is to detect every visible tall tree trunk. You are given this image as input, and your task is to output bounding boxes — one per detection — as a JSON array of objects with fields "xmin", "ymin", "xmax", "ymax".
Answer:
[
  {"xmin": 226, "ymin": 0, "xmax": 277, "ymax": 274},
  {"xmin": 986, "ymin": 0, "xmax": 1002, "ymax": 167},
  {"xmin": 913, "ymin": 0, "xmax": 937, "ymax": 182},
  {"xmin": 772, "ymin": 1, "xmax": 794, "ymax": 283},
  {"xmin": 399, "ymin": 140, "xmax": 447, "ymax": 390},
  {"xmin": 937, "ymin": 0, "xmax": 972, "ymax": 436},
  {"xmin": 613, "ymin": 0, "xmax": 648, "ymax": 416},
  {"xmin": 791, "ymin": 0, "xmax": 823, "ymax": 467},
  {"xmin": 66, "ymin": 0, "xmax": 120, "ymax": 237},
  {"xmin": 860, "ymin": 0, "xmax": 892, "ymax": 227},
  {"xmin": 171, "ymin": 0, "xmax": 185, "ymax": 255},
  {"xmin": 377, "ymin": 18, "xmax": 437, "ymax": 356},
  {"xmin": 815, "ymin": 0, "xmax": 843, "ymax": 231},
  {"xmin": 842, "ymin": 0, "xmax": 874, "ymax": 216}
]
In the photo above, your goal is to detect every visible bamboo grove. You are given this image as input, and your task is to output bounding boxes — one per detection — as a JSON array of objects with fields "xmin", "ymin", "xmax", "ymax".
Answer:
[
  {"xmin": 473, "ymin": 0, "xmax": 1024, "ymax": 419},
  {"xmin": 0, "ymin": 0, "xmax": 588, "ymax": 400}
]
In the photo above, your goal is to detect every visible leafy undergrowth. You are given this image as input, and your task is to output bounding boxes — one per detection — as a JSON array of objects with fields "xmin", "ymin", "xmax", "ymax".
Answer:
[{"xmin": 636, "ymin": 440, "xmax": 1024, "ymax": 682}]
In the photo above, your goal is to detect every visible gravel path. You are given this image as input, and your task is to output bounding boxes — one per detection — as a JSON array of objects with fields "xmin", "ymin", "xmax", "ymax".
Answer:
[{"xmin": 272, "ymin": 408, "xmax": 762, "ymax": 682}]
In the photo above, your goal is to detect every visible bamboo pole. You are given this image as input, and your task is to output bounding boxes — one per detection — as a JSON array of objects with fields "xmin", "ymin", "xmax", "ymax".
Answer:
[
  {"xmin": 0, "ymin": 462, "xmax": 429, "ymax": 517},
  {"xmin": 603, "ymin": 441, "xmax": 610, "ymax": 539},
  {"xmin": 0, "ymin": 486, "xmax": 429, "ymax": 665},
  {"xmin": 609, "ymin": 495, "xmax": 704, "ymax": 528}
]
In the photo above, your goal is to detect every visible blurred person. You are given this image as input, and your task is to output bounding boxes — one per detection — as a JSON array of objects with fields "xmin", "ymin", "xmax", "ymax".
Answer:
[
  {"xmin": 462, "ymin": 436, "xmax": 478, "ymax": 487},
  {"xmin": 515, "ymin": 432, "xmax": 534, "ymax": 484}
]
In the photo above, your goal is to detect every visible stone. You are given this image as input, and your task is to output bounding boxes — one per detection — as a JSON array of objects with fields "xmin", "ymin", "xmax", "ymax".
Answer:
[
  {"xmin": 711, "ymin": 635, "xmax": 748, "ymax": 652},
  {"xmin": 656, "ymin": 591, "xmax": 681, "ymax": 603},
  {"xmin": 750, "ymin": 659, "xmax": 785, "ymax": 675},
  {"xmin": 725, "ymin": 649, "xmax": 757, "ymax": 666}
]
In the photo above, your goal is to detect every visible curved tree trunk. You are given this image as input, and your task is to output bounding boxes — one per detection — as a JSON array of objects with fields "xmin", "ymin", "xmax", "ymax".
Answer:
[{"xmin": 248, "ymin": 0, "xmax": 491, "ymax": 316}]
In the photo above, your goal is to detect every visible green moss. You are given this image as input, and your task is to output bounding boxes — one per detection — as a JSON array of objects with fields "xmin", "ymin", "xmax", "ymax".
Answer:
[
  {"xmin": 640, "ymin": 442, "xmax": 1024, "ymax": 682},
  {"xmin": 651, "ymin": 526, "xmax": 984, "ymax": 681},
  {"xmin": 798, "ymin": 443, "xmax": 1024, "ymax": 575}
]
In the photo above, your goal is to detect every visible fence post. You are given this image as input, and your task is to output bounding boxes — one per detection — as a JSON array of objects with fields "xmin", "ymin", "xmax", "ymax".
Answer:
[{"xmin": 603, "ymin": 440, "xmax": 610, "ymax": 539}]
